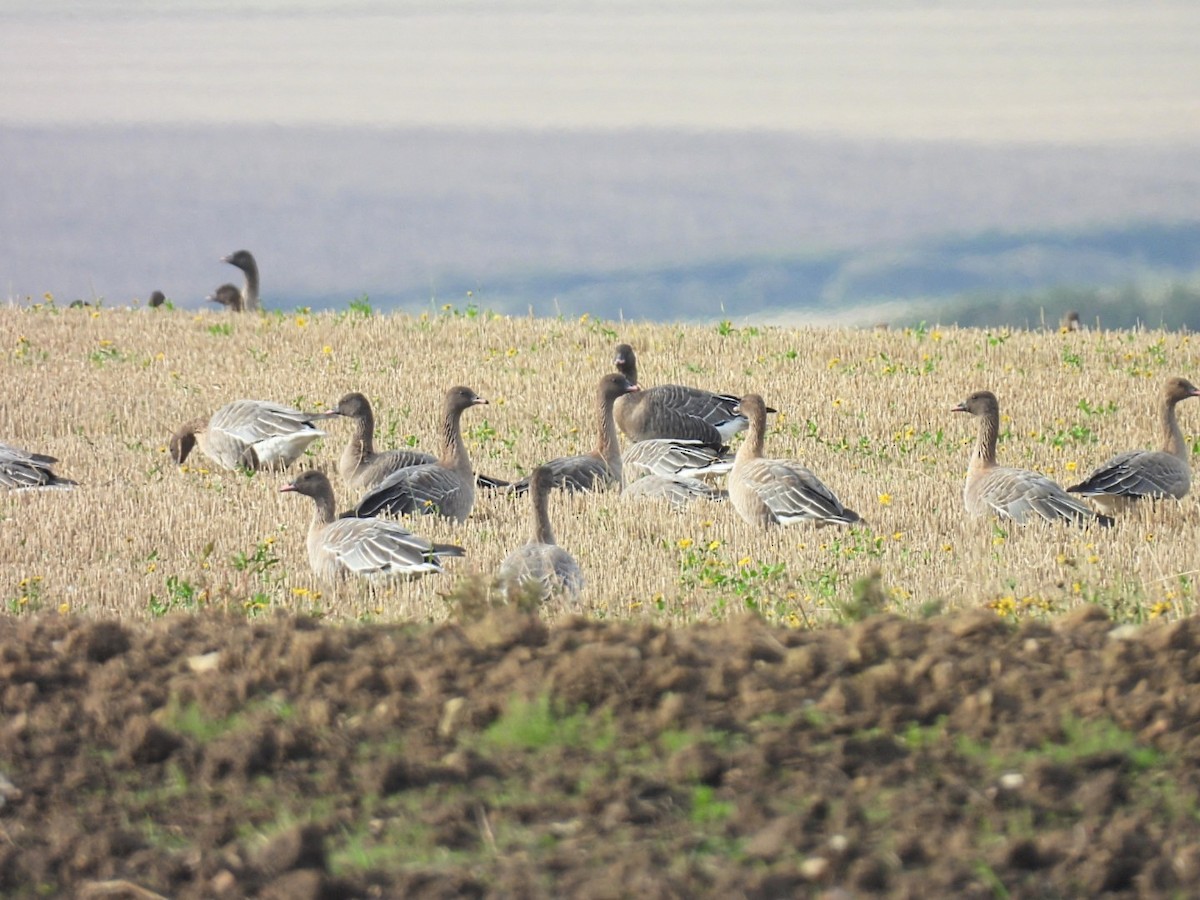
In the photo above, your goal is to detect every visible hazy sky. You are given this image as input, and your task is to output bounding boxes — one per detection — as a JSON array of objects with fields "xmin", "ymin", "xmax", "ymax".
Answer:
[{"xmin": 4, "ymin": 1, "xmax": 1198, "ymax": 142}]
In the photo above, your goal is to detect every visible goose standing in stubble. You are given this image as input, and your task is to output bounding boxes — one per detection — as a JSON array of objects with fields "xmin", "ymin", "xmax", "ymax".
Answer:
[
  {"xmin": 498, "ymin": 465, "xmax": 584, "ymax": 603},
  {"xmin": 952, "ymin": 390, "xmax": 1112, "ymax": 527},
  {"xmin": 281, "ymin": 471, "xmax": 464, "ymax": 581},
  {"xmin": 508, "ymin": 373, "xmax": 638, "ymax": 494},
  {"xmin": 612, "ymin": 343, "xmax": 771, "ymax": 449},
  {"xmin": 1067, "ymin": 376, "xmax": 1200, "ymax": 514},
  {"xmin": 220, "ymin": 249, "xmax": 260, "ymax": 311},
  {"xmin": 728, "ymin": 394, "xmax": 860, "ymax": 527},
  {"xmin": 170, "ymin": 400, "xmax": 327, "ymax": 471},
  {"xmin": 0, "ymin": 441, "xmax": 78, "ymax": 490},
  {"xmin": 352, "ymin": 386, "xmax": 487, "ymax": 521}
]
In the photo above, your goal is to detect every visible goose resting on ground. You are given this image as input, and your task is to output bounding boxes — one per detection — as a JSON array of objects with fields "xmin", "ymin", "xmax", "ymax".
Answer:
[
  {"xmin": 0, "ymin": 442, "xmax": 78, "ymax": 490},
  {"xmin": 728, "ymin": 394, "xmax": 860, "ymax": 528},
  {"xmin": 621, "ymin": 474, "xmax": 725, "ymax": 509},
  {"xmin": 220, "ymin": 249, "xmax": 260, "ymax": 311},
  {"xmin": 170, "ymin": 399, "xmax": 327, "ymax": 471},
  {"xmin": 281, "ymin": 471, "xmax": 463, "ymax": 581},
  {"xmin": 498, "ymin": 465, "xmax": 584, "ymax": 603},
  {"xmin": 352, "ymin": 386, "xmax": 487, "ymax": 521},
  {"xmin": 952, "ymin": 390, "xmax": 1112, "ymax": 527},
  {"xmin": 207, "ymin": 283, "xmax": 244, "ymax": 312},
  {"xmin": 508, "ymin": 373, "xmax": 638, "ymax": 494},
  {"xmin": 622, "ymin": 438, "xmax": 733, "ymax": 482},
  {"xmin": 612, "ymin": 343, "xmax": 772, "ymax": 449},
  {"xmin": 1067, "ymin": 376, "xmax": 1200, "ymax": 514}
]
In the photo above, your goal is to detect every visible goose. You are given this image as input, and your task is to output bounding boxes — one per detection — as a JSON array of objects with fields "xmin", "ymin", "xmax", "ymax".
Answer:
[
  {"xmin": 352, "ymin": 386, "xmax": 487, "ymax": 522},
  {"xmin": 612, "ymin": 343, "xmax": 771, "ymax": 449},
  {"xmin": 621, "ymin": 474, "xmax": 725, "ymax": 509},
  {"xmin": 170, "ymin": 400, "xmax": 327, "ymax": 471},
  {"xmin": 1067, "ymin": 376, "xmax": 1200, "ymax": 513},
  {"xmin": 220, "ymin": 249, "xmax": 260, "ymax": 311},
  {"xmin": 1059, "ymin": 310, "xmax": 1082, "ymax": 332},
  {"xmin": 728, "ymin": 394, "xmax": 860, "ymax": 528},
  {"xmin": 207, "ymin": 283, "xmax": 244, "ymax": 312},
  {"xmin": 622, "ymin": 438, "xmax": 733, "ymax": 483},
  {"xmin": 952, "ymin": 390, "xmax": 1112, "ymax": 527},
  {"xmin": 508, "ymin": 373, "xmax": 638, "ymax": 494},
  {"xmin": 148, "ymin": 291, "xmax": 166, "ymax": 309},
  {"xmin": 281, "ymin": 470, "xmax": 463, "ymax": 581},
  {"xmin": 498, "ymin": 465, "xmax": 584, "ymax": 603},
  {"xmin": 0, "ymin": 442, "xmax": 78, "ymax": 490}
]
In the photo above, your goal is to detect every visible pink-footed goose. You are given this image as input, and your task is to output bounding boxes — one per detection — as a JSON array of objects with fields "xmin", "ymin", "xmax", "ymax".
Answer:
[
  {"xmin": 328, "ymin": 392, "xmax": 510, "ymax": 494},
  {"xmin": 729, "ymin": 394, "xmax": 860, "ymax": 527},
  {"xmin": 498, "ymin": 465, "xmax": 584, "ymax": 603},
  {"xmin": 281, "ymin": 471, "xmax": 464, "ymax": 581},
  {"xmin": 952, "ymin": 390, "xmax": 1113, "ymax": 527},
  {"xmin": 621, "ymin": 474, "xmax": 725, "ymax": 509},
  {"xmin": 612, "ymin": 343, "xmax": 773, "ymax": 450},
  {"xmin": 1067, "ymin": 376, "xmax": 1200, "ymax": 513},
  {"xmin": 207, "ymin": 283, "xmax": 244, "ymax": 312},
  {"xmin": 352, "ymin": 386, "xmax": 487, "ymax": 521},
  {"xmin": 220, "ymin": 249, "xmax": 260, "ymax": 312},
  {"xmin": 0, "ymin": 441, "xmax": 78, "ymax": 490},
  {"xmin": 509, "ymin": 373, "xmax": 638, "ymax": 494},
  {"xmin": 170, "ymin": 399, "xmax": 327, "ymax": 471},
  {"xmin": 622, "ymin": 438, "xmax": 733, "ymax": 482}
]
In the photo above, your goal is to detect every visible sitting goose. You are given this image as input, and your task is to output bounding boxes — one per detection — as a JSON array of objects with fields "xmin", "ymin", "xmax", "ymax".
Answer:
[
  {"xmin": 352, "ymin": 386, "xmax": 487, "ymax": 522},
  {"xmin": 952, "ymin": 390, "xmax": 1113, "ymax": 527},
  {"xmin": 281, "ymin": 471, "xmax": 463, "ymax": 581},
  {"xmin": 170, "ymin": 399, "xmax": 327, "ymax": 471},
  {"xmin": 498, "ymin": 465, "xmax": 584, "ymax": 603},
  {"xmin": 1067, "ymin": 376, "xmax": 1200, "ymax": 513},
  {"xmin": 612, "ymin": 343, "xmax": 771, "ymax": 449},
  {"xmin": 621, "ymin": 474, "xmax": 725, "ymax": 509},
  {"xmin": 207, "ymin": 283, "xmax": 244, "ymax": 312},
  {"xmin": 622, "ymin": 438, "xmax": 733, "ymax": 482},
  {"xmin": 509, "ymin": 373, "xmax": 638, "ymax": 494},
  {"xmin": 220, "ymin": 249, "xmax": 260, "ymax": 311},
  {"xmin": 729, "ymin": 394, "xmax": 860, "ymax": 528},
  {"xmin": 0, "ymin": 441, "xmax": 78, "ymax": 490}
]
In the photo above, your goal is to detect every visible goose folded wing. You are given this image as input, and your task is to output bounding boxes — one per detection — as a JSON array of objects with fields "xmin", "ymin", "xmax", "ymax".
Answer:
[
  {"xmin": 1069, "ymin": 450, "xmax": 1187, "ymax": 499},
  {"xmin": 323, "ymin": 518, "xmax": 444, "ymax": 576},
  {"xmin": 752, "ymin": 461, "xmax": 851, "ymax": 523},
  {"xmin": 353, "ymin": 465, "xmax": 463, "ymax": 517}
]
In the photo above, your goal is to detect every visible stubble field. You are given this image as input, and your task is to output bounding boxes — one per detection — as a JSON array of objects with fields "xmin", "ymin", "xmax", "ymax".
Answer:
[{"xmin": 4, "ymin": 301, "xmax": 1200, "ymax": 897}]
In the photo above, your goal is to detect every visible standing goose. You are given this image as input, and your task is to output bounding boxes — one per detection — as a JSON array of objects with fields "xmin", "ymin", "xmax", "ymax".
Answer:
[
  {"xmin": 1067, "ymin": 376, "xmax": 1200, "ymax": 513},
  {"xmin": 281, "ymin": 471, "xmax": 463, "ymax": 581},
  {"xmin": 612, "ymin": 343, "xmax": 771, "ymax": 449},
  {"xmin": 207, "ymin": 283, "xmax": 244, "ymax": 312},
  {"xmin": 352, "ymin": 386, "xmax": 487, "ymax": 521},
  {"xmin": 952, "ymin": 390, "xmax": 1113, "ymax": 527},
  {"xmin": 498, "ymin": 465, "xmax": 584, "ymax": 603},
  {"xmin": 170, "ymin": 400, "xmax": 327, "ymax": 471},
  {"xmin": 622, "ymin": 438, "xmax": 733, "ymax": 482},
  {"xmin": 220, "ymin": 249, "xmax": 260, "ymax": 311},
  {"xmin": 508, "ymin": 373, "xmax": 638, "ymax": 494},
  {"xmin": 0, "ymin": 442, "xmax": 78, "ymax": 490},
  {"xmin": 729, "ymin": 394, "xmax": 860, "ymax": 528}
]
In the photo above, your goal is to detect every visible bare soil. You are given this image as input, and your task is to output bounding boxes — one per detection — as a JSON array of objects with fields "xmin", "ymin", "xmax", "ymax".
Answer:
[{"xmin": 3, "ymin": 606, "xmax": 1200, "ymax": 898}]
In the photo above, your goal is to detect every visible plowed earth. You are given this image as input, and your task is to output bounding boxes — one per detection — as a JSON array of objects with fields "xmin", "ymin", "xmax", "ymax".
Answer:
[{"xmin": 3, "ymin": 606, "xmax": 1200, "ymax": 898}]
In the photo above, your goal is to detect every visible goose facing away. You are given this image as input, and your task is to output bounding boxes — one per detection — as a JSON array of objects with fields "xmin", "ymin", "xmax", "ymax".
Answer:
[
  {"xmin": 281, "ymin": 471, "xmax": 463, "ymax": 581},
  {"xmin": 207, "ymin": 283, "xmax": 244, "ymax": 312},
  {"xmin": 952, "ymin": 390, "xmax": 1113, "ymax": 527},
  {"xmin": 498, "ymin": 465, "xmax": 584, "ymax": 603},
  {"xmin": 221, "ymin": 249, "xmax": 260, "ymax": 311},
  {"xmin": 0, "ymin": 442, "xmax": 78, "ymax": 490},
  {"xmin": 170, "ymin": 400, "xmax": 327, "ymax": 471},
  {"xmin": 612, "ymin": 343, "xmax": 772, "ymax": 449},
  {"xmin": 508, "ymin": 373, "xmax": 638, "ymax": 494},
  {"xmin": 1066, "ymin": 376, "xmax": 1200, "ymax": 513},
  {"xmin": 352, "ymin": 386, "xmax": 487, "ymax": 522},
  {"xmin": 728, "ymin": 394, "xmax": 860, "ymax": 528}
]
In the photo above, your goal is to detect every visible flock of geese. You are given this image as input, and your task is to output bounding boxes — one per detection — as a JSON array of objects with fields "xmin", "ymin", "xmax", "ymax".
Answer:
[{"xmin": 4, "ymin": 250, "xmax": 1200, "ymax": 605}]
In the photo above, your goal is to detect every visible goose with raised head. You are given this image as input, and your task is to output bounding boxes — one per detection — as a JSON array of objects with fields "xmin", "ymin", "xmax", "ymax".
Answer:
[
  {"xmin": 281, "ymin": 471, "xmax": 463, "ymax": 581},
  {"xmin": 207, "ymin": 283, "xmax": 244, "ymax": 312},
  {"xmin": 508, "ymin": 373, "xmax": 638, "ymax": 494},
  {"xmin": 498, "ymin": 465, "xmax": 584, "ymax": 603},
  {"xmin": 728, "ymin": 394, "xmax": 860, "ymax": 528},
  {"xmin": 612, "ymin": 343, "xmax": 771, "ymax": 449},
  {"xmin": 621, "ymin": 473, "xmax": 725, "ymax": 509},
  {"xmin": 0, "ymin": 442, "xmax": 78, "ymax": 490},
  {"xmin": 170, "ymin": 399, "xmax": 327, "ymax": 471},
  {"xmin": 1067, "ymin": 376, "xmax": 1200, "ymax": 513},
  {"xmin": 148, "ymin": 291, "xmax": 166, "ymax": 309},
  {"xmin": 220, "ymin": 249, "xmax": 260, "ymax": 311},
  {"xmin": 622, "ymin": 438, "xmax": 733, "ymax": 483},
  {"xmin": 352, "ymin": 386, "xmax": 487, "ymax": 521},
  {"xmin": 952, "ymin": 390, "xmax": 1112, "ymax": 527}
]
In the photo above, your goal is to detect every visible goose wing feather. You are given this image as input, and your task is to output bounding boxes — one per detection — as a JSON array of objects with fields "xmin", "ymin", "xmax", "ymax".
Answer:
[
  {"xmin": 320, "ymin": 517, "xmax": 445, "ymax": 577},
  {"xmin": 1068, "ymin": 450, "xmax": 1189, "ymax": 500},
  {"xmin": 353, "ymin": 463, "xmax": 465, "ymax": 517},
  {"xmin": 745, "ymin": 459, "xmax": 858, "ymax": 525},
  {"xmin": 623, "ymin": 439, "xmax": 733, "ymax": 480}
]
